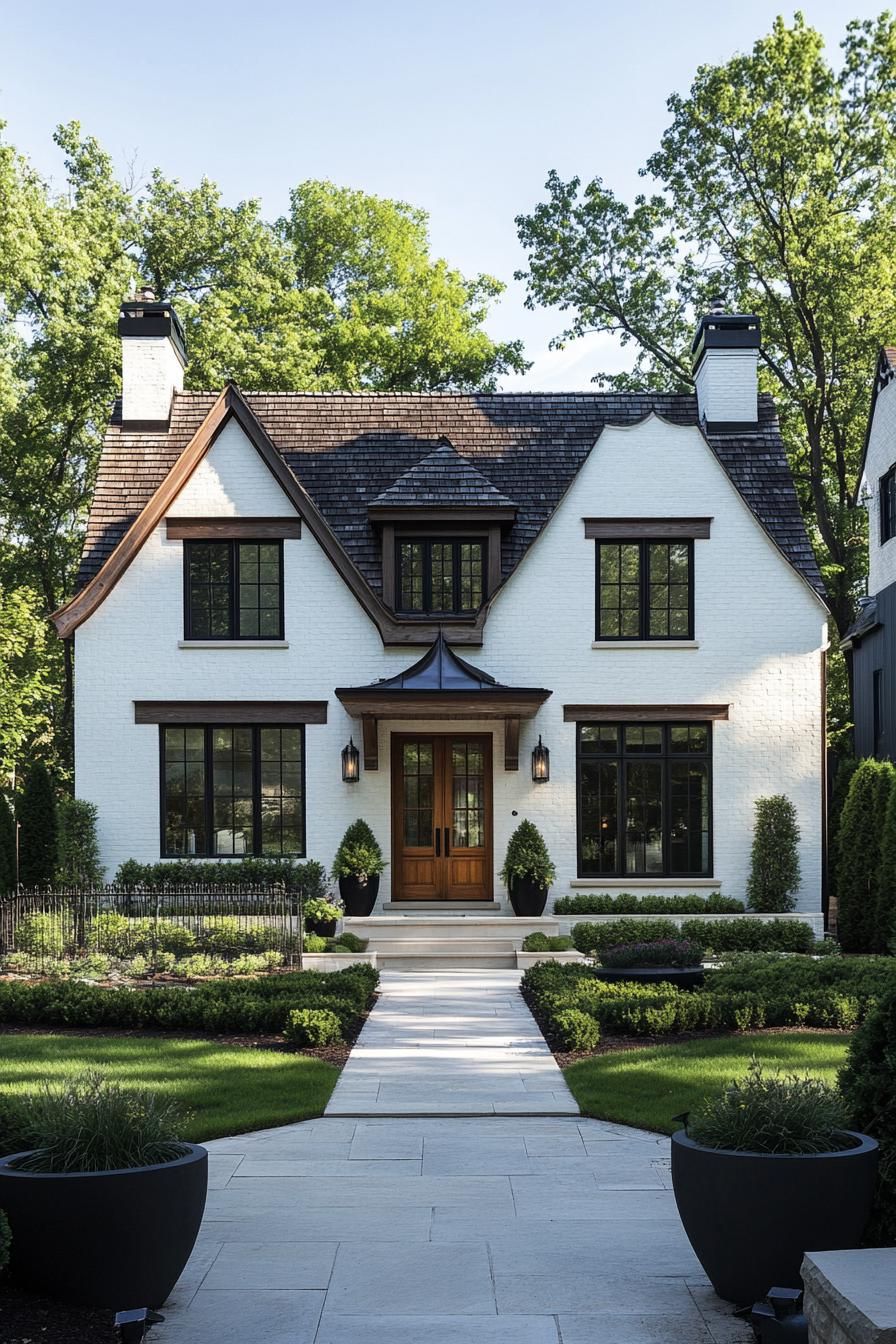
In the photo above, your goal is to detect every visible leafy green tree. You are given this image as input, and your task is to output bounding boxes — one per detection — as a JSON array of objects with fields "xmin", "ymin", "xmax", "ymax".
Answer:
[
  {"xmin": 56, "ymin": 797, "xmax": 103, "ymax": 886},
  {"xmin": 0, "ymin": 585, "xmax": 55, "ymax": 778},
  {"xmin": 516, "ymin": 13, "xmax": 896, "ymax": 655},
  {"xmin": 16, "ymin": 761, "xmax": 58, "ymax": 889},
  {"xmin": 0, "ymin": 125, "xmax": 527, "ymax": 771},
  {"xmin": 746, "ymin": 795, "xmax": 801, "ymax": 913},
  {"xmin": 0, "ymin": 794, "xmax": 15, "ymax": 893},
  {"xmin": 837, "ymin": 758, "xmax": 895, "ymax": 951}
]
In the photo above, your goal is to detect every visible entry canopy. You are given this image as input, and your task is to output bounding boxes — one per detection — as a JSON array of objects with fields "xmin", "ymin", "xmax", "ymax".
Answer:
[{"xmin": 334, "ymin": 632, "xmax": 551, "ymax": 772}]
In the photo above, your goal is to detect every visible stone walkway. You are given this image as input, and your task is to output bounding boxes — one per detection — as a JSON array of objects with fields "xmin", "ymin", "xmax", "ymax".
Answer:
[
  {"xmin": 155, "ymin": 971, "xmax": 750, "ymax": 1344},
  {"xmin": 326, "ymin": 970, "xmax": 579, "ymax": 1116}
]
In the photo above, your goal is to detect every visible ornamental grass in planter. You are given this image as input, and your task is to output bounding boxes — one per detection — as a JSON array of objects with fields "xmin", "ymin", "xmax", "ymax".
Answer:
[
  {"xmin": 0, "ymin": 1072, "xmax": 207, "ymax": 1309},
  {"xmin": 671, "ymin": 1061, "xmax": 878, "ymax": 1306},
  {"xmin": 500, "ymin": 820, "xmax": 556, "ymax": 916},
  {"xmin": 332, "ymin": 820, "xmax": 386, "ymax": 915},
  {"xmin": 596, "ymin": 938, "xmax": 705, "ymax": 988}
]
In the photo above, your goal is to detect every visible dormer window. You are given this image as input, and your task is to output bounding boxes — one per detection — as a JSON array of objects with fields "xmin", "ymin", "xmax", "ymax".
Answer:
[
  {"xmin": 881, "ymin": 466, "xmax": 896, "ymax": 544},
  {"xmin": 185, "ymin": 540, "xmax": 283, "ymax": 640},
  {"xmin": 397, "ymin": 539, "xmax": 485, "ymax": 615}
]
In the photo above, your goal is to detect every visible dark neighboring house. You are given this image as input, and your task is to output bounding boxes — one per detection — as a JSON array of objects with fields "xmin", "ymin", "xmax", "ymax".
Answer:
[{"xmin": 844, "ymin": 348, "xmax": 896, "ymax": 761}]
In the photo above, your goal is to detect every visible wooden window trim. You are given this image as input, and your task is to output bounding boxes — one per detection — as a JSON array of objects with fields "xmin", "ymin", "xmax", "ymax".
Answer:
[
  {"xmin": 136, "ymin": 701, "xmax": 328, "ymax": 725},
  {"xmin": 166, "ymin": 518, "xmax": 301, "ymax": 539},
  {"xmin": 584, "ymin": 518, "xmax": 711, "ymax": 539},
  {"xmin": 159, "ymin": 723, "xmax": 306, "ymax": 859},
  {"xmin": 575, "ymin": 721, "xmax": 713, "ymax": 879},
  {"xmin": 594, "ymin": 539, "xmax": 694, "ymax": 642},
  {"xmin": 184, "ymin": 539, "xmax": 284, "ymax": 641},
  {"xmin": 564, "ymin": 704, "xmax": 728, "ymax": 722}
]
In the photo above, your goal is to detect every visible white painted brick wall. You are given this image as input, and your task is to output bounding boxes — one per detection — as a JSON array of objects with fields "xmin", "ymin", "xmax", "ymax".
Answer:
[
  {"xmin": 74, "ymin": 412, "xmax": 826, "ymax": 914},
  {"xmin": 694, "ymin": 349, "xmax": 759, "ymax": 424},
  {"xmin": 121, "ymin": 336, "xmax": 184, "ymax": 423},
  {"xmin": 864, "ymin": 377, "xmax": 896, "ymax": 596}
]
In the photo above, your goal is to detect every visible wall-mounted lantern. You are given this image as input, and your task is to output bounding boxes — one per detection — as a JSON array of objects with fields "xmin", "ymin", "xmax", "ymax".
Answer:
[
  {"xmin": 341, "ymin": 737, "xmax": 360, "ymax": 782},
  {"xmin": 531, "ymin": 735, "xmax": 550, "ymax": 783}
]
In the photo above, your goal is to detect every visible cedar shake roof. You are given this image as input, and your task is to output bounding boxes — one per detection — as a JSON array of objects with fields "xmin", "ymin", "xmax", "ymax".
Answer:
[
  {"xmin": 368, "ymin": 439, "xmax": 517, "ymax": 511},
  {"xmin": 76, "ymin": 390, "xmax": 825, "ymax": 601}
]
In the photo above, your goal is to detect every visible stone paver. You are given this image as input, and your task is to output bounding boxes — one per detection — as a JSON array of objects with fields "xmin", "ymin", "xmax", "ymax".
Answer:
[
  {"xmin": 154, "ymin": 971, "xmax": 751, "ymax": 1344},
  {"xmin": 325, "ymin": 969, "xmax": 578, "ymax": 1116}
]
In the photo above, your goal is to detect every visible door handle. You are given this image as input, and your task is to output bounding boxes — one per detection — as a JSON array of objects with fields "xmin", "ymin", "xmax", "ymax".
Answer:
[
  {"xmin": 444, "ymin": 827, "xmax": 450, "ymax": 857},
  {"xmin": 435, "ymin": 828, "xmax": 440, "ymax": 857}
]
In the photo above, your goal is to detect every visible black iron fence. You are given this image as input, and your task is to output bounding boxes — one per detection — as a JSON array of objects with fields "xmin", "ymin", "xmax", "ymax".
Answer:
[{"xmin": 0, "ymin": 885, "xmax": 307, "ymax": 976}]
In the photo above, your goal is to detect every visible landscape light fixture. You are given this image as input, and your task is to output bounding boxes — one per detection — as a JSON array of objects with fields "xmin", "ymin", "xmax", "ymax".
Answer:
[
  {"xmin": 531, "ymin": 735, "xmax": 550, "ymax": 783},
  {"xmin": 341, "ymin": 736, "xmax": 360, "ymax": 782}
]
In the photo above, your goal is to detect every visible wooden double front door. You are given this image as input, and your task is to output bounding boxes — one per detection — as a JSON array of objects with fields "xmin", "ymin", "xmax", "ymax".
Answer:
[{"xmin": 391, "ymin": 734, "xmax": 493, "ymax": 902}]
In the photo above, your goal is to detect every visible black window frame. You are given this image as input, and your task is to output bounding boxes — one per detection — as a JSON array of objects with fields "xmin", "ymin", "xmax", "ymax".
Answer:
[
  {"xmin": 594, "ymin": 539, "xmax": 694, "ymax": 641},
  {"xmin": 881, "ymin": 466, "xmax": 896, "ymax": 545},
  {"xmin": 575, "ymin": 721, "xmax": 712, "ymax": 878},
  {"xmin": 159, "ymin": 723, "xmax": 306, "ymax": 858},
  {"xmin": 395, "ymin": 536, "xmax": 487, "ymax": 616},
  {"xmin": 183, "ymin": 539, "xmax": 285, "ymax": 641}
]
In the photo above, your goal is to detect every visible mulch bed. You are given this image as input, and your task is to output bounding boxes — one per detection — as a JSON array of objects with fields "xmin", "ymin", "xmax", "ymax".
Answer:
[{"xmin": 0, "ymin": 1282, "xmax": 117, "ymax": 1344}]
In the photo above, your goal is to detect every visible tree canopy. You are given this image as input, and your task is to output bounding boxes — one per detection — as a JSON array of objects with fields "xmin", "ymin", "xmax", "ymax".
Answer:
[
  {"xmin": 516, "ymin": 12, "xmax": 896, "ymax": 676},
  {"xmin": 0, "ymin": 121, "xmax": 526, "ymax": 774}
]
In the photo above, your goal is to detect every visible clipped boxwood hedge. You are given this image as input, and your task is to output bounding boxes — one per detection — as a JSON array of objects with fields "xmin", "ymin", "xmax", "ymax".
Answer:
[
  {"xmin": 522, "ymin": 954, "xmax": 895, "ymax": 1050},
  {"xmin": 553, "ymin": 893, "xmax": 745, "ymax": 915},
  {"xmin": 0, "ymin": 965, "xmax": 378, "ymax": 1042},
  {"xmin": 570, "ymin": 917, "xmax": 816, "ymax": 956}
]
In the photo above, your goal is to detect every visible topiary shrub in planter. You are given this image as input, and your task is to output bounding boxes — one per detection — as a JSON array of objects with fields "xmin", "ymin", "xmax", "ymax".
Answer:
[
  {"xmin": 671, "ymin": 1062, "xmax": 878, "ymax": 1306},
  {"xmin": 0, "ymin": 1072, "xmax": 207, "ymax": 1308},
  {"xmin": 746, "ymin": 795, "xmax": 801, "ymax": 913},
  {"xmin": 332, "ymin": 820, "xmax": 386, "ymax": 915},
  {"xmin": 596, "ymin": 939, "xmax": 705, "ymax": 988},
  {"xmin": 839, "ymin": 986, "xmax": 896, "ymax": 1245},
  {"xmin": 500, "ymin": 819, "xmax": 556, "ymax": 916},
  {"xmin": 304, "ymin": 896, "xmax": 343, "ymax": 938}
]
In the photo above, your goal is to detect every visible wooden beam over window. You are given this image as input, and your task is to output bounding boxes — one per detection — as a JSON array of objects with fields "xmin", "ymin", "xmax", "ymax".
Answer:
[
  {"xmin": 135, "ymin": 700, "xmax": 328, "ymax": 724},
  {"xmin": 583, "ymin": 518, "xmax": 712, "ymax": 539},
  {"xmin": 563, "ymin": 704, "xmax": 729, "ymax": 722},
  {"xmin": 166, "ymin": 517, "xmax": 302, "ymax": 540}
]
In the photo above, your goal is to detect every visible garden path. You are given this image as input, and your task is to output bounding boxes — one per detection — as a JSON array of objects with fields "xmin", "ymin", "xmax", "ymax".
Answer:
[{"xmin": 154, "ymin": 970, "xmax": 751, "ymax": 1344}]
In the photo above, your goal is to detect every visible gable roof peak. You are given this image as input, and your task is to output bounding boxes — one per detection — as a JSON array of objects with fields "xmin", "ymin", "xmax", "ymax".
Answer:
[{"xmin": 369, "ymin": 438, "xmax": 517, "ymax": 512}]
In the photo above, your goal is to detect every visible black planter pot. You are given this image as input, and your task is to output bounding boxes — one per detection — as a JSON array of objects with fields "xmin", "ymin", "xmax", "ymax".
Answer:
[
  {"xmin": 0, "ymin": 1143, "xmax": 208, "ymax": 1309},
  {"xmin": 306, "ymin": 918, "xmax": 338, "ymax": 938},
  {"xmin": 508, "ymin": 876, "xmax": 549, "ymax": 917},
  {"xmin": 339, "ymin": 874, "xmax": 380, "ymax": 916},
  {"xmin": 671, "ymin": 1129, "xmax": 878, "ymax": 1306},
  {"xmin": 595, "ymin": 966, "xmax": 705, "ymax": 989}
]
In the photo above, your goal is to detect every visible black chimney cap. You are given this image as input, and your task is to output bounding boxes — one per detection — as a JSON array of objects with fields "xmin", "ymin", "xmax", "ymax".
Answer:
[
  {"xmin": 118, "ymin": 297, "xmax": 187, "ymax": 365},
  {"xmin": 691, "ymin": 311, "xmax": 760, "ymax": 367}
]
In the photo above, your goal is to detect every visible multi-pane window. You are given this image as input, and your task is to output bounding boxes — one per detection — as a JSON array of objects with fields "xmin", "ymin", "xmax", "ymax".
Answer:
[
  {"xmin": 881, "ymin": 467, "xmax": 896, "ymax": 544},
  {"xmin": 185, "ymin": 541, "xmax": 283, "ymax": 639},
  {"xmin": 397, "ymin": 539, "xmax": 485, "ymax": 615},
  {"xmin": 162, "ymin": 725, "xmax": 304, "ymax": 857},
  {"xmin": 577, "ymin": 722, "xmax": 711, "ymax": 877},
  {"xmin": 596, "ymin": 540, "xmax": 692, "ymax": 640}
]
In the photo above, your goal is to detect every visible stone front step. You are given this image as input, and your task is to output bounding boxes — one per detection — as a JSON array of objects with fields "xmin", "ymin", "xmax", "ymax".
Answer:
[
  {"xmin": 381, "ymin": 901, "xmax": 503, "ymax": 913},
  {"xmin": 342, "ymin": 914, "xmax": 563, "ymax": 970}
]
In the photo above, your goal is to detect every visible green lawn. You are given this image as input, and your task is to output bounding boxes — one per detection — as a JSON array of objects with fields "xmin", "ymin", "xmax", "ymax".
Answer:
[
  {"xmin": 0, "ymin": 1035, "xmax": 339, "ymax": 1140},
  {"xmin": 564, "ymin": 1033, "xmax": 851, "ymax": 1134}
]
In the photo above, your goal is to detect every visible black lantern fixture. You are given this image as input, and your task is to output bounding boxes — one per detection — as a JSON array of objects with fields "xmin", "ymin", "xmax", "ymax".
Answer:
[
  {"xmin": 341, "ymin": 736, "xmax": 360, "ymax": 782},
  {"xmin": 531, "ymin": 734, "xmax": 550, "ymax": 783}
]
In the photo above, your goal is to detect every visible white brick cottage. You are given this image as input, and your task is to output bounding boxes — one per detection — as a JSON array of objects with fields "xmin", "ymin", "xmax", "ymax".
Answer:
[{"xmin": 53, "ymin": 299, "xmax": 828, "ymax": 916}]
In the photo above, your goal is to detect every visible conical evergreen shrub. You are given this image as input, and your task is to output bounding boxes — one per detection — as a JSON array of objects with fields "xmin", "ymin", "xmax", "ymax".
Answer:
[
  {"xmin": 828, "ymin": 754, "xmax": 859, "ymax": 914},
  {"xmin": 17, "ymin": 761, "xmax": 58, "ymax": 889},
  {"xmin": 746, "ymin": 795, "xmax": 801, "ymax": 912},
  {"xmin": 56, "ymin": 797, "xmax": 103, "ymax": 886},
  {"xmin": 0, "ymin": 794, "xmax": 16, "ymax": 893},
  {"xmin": 876, "ymin": 783, "xmax": 896, "ymax": 953},
  {"xmin": 836, "ymin": 758, "xmax": 895, "ymax": 952}
]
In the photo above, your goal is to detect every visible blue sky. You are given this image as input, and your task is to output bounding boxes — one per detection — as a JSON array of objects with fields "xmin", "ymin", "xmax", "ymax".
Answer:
[{"xmin": 0, "ymin": 1, "xmax": 883, "ymax": 389}]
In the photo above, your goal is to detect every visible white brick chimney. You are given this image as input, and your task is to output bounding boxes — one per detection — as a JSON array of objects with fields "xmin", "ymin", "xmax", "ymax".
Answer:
[
  {"xmin": 118, "ymin": 288, "xmax": 186, "ymax": 427},
  {"xmin": 692, "ymin": 301, "xmax": 760, "ymax": 429}
]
